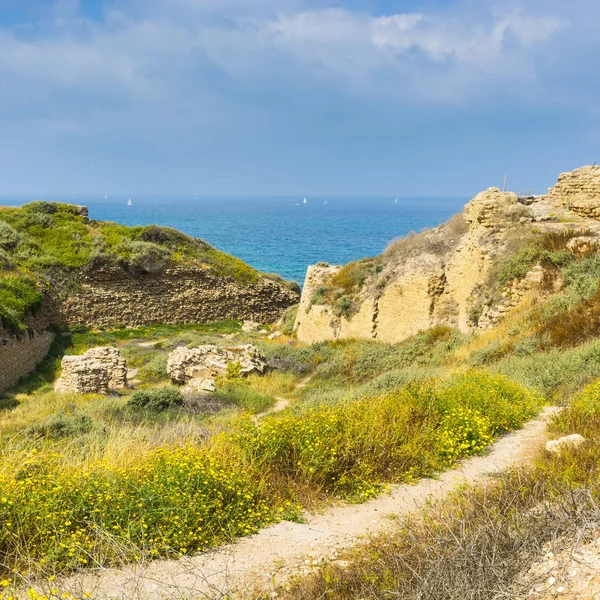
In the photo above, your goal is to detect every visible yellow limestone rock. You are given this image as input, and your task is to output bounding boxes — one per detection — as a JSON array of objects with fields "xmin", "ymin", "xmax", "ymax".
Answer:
[
  {"xmin": 295, "ymin": 187, "xmax": 527, "ymax": 344},
  {"xmin": 547, "ymin": 165, "xmax": 600, "ymax": 219}
]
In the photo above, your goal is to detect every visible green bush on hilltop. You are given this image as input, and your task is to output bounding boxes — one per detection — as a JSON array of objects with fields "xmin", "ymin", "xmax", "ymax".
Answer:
[{"xmin": 0, "ymin": 201, "xmax": 277, "ymax": 332}]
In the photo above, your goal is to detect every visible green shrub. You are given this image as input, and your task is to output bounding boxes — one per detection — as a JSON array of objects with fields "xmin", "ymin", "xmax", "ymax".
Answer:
[
  {"xmin": 562, "ymin": 255, "xmax": 600, "ymax": 299},
  {"xmin": 0, "ymin": 221, "xmax": 23, "ymax": 251},
  {"xmin": 0, "ymin": 249, "xmax": 14, "ymax": 270},
  {"xmin": 25, "ymin": 201, "xmax": 59, "ymax": 215},
  {"xmin": 127, "ymin": 241, "xmax": 172, "ymax": 273},
  {"xmin": 468, "ymin": 341, "xmax": 506, "ymax": 366},
  {"xmin": 329, "ymin": 259, "xmax": 376, "ymax": 295},
  {"xmin": 230, "ymin": 372, "xmax": 539, "ymax": 501},
  {"xmin": 514, "ymin": 337, "xmax": 539, "ymax": 356},
  {"xmin": 495, "ymin": 234, "xmax": 575, "ymax": 288},
  {"xmin": 225, "ymin": 361, "xmax": 242, "ymax": 380},
  {"xmin": 127, "ymin": 387, "xmax": 184, "ymax": 412},
  {"xmin": 28, "ymin": 412, "xmax": 95, "ymax": 439},
  {"xmin": 0, "ymin": 447, "xmax": 276, "ymax": 573},
  {"xmin": 334, "ymin": 295, "xmax": 354, "ymax": 318},
  {"xmin": 0, "ymin": 275, "xmax": 43, "ymax": 334},
  {"xmin": 310, "ymin": 286, "xmax": 329, "ymax": 306},
  {"xmin": 279, "ymin": 304, "xmax": 299, "ymax": 335},
  {"xmin": 495, "ymin": 337, "xmax": 600, "ymax": 400},
  {"xmin": 436, "ymin": 371, "xmax": 542, "ymax": 435}
]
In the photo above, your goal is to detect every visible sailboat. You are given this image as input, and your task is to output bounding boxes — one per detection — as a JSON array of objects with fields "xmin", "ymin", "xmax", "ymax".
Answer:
[
  {"xmin": 303, "ymin": 197, "xmax": 307, "ymax": 204},
  {"xmin": 104, "ymin": 195, "xmax": 108, "ymax": 199},
  {"xmin": 394, "ymin": 197, "xmax": 399, "ymax": 204},
  {"xmin": 323, "ymin": 199, "xmax": 328, "ymax": 205},
  {"xmin": 127, "ymin": 198, "xmax": 133, "ymax": 206}
]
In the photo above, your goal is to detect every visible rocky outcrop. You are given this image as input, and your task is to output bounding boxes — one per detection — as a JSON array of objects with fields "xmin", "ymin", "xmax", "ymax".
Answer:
[
  {"xmin": 51, "ymin": 267, "xmax": 299, "ymax": 329},
  {"xmin": 295, "ymin": 171, "xmax": 600, "ymax": 344},
  {"xmin": 55, "ymin": 347, "xmax": 127, "ymax": 394},
  {"xmin": 167, "ymin": 344, "xmax": 267, "ymax": 386},
  {"xmin": 547, "ymin": 165, "xmax": 600, "ymax": 219},
  {"xmin": 545, "ymin": 434, "xmax": 586, "ymax": 455},
  {"xmin": 295, "ymin": 188, "xmax": 525, "ymax": 343}
]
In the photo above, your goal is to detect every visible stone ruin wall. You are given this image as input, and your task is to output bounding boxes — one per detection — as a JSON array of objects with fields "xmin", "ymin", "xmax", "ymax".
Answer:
[
  {"xmin": 0, "ymin": 265, "xmax": 298, "ymax": 393},
  {"xmin": 53, "ymin": 266, "xmax": 300, "ymax": 328},
  {"xmin": 0, "ymin": 329, "xmax": 55, "ymax": 393},
  {"xmin": 547, "ymin": 165, "xmax": 600, "ymax": 220}
]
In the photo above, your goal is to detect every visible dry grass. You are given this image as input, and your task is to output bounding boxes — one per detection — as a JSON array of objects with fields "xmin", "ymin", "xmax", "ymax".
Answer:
[
  {"xmin": 452, "ymin": 298, "xmax": 539, "ymax": 364},
  {"xmin": 273, "ymin": 381, "xmax": 600, "ymax": 600},
  {"xmin": 537, "ymin": 286, "xmax": 600, "ymax": 348}
]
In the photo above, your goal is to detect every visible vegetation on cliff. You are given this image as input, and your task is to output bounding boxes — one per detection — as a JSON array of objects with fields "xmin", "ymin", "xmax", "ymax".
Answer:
[{"xmin": 0, "ymin": 202, "xmax": 299, "ymax": 333}]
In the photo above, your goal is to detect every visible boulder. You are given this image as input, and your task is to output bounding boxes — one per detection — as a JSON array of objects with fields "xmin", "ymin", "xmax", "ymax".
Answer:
[
  {"xmin": 167, "ymin": 344, "xmax": 267, "ymax": 385},
  {"xmin": 184, "ymin": 378, "xmax": 217, "ymax": 394},
  {"xmin": 242, "ymin": 320, "xmax": 260, "ymax": 333},
  {"xmin": 268, "ymin": 331, "xmax": 283, "ymax": 340},
  {"xmin": 566, "ymin": 236, "xmax": 600, "ymax": 257},
  {"xmin": 55, "ymin": 346, "xmax": 127, "ymax": 394},
  {"xmin": 545, "ymin": 434, "xmax": 586, "ymax": 454}
]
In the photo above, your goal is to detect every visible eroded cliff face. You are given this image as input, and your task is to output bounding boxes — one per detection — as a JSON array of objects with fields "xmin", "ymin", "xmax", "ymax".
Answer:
[
  {"xmin": 50, "ymin": 266, "xmax": 300, "ymax": 328},
  {"xmin": 295, "ymin": 167, "xmax": 600, "ymax": 344}
]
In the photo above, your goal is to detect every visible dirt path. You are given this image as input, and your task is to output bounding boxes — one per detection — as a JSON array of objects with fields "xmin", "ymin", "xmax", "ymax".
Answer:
[
  {"xmin": 58, "ymin": 407, "xmax": 558, "ymax": 600},
  {"xmin": 256, "ymin": 375, "xmax": 313, "ymax": 418}
]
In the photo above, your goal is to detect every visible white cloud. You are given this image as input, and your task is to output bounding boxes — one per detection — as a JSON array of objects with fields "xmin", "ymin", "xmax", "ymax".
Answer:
[{"xmin": 0, "ymin": 0, "xmax": 575, "ymax": 134}]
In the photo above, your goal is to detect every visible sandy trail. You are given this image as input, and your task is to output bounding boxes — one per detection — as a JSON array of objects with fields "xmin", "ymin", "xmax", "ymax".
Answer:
[
  {"xmin": 58, "ymin": 407, "xmax": 558, "ymax": 600},
  {"xmin": 256, "ymin": 375, "xmax": 312, "ymax": 418}
]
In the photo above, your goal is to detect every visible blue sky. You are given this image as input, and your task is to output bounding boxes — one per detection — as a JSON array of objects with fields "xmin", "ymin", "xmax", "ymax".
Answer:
[{"xmin": 0, "ymin": 0, "xmax": 597, "ymax": 196}]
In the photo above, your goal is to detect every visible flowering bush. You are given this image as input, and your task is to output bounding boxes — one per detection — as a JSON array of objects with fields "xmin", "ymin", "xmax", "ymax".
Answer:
[
  {"xmin": 0, "ymin": 447, "xmax": 276, "ymax": 574},
  {"xmin": 0, "ymin": 370, "xmax": 541, "ymax": 577}
]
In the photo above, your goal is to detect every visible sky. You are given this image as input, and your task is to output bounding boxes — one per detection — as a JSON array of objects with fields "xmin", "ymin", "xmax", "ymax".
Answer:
[{"xmin": 0, "ymin": 0, "xmax": 598, "ymax": 196}]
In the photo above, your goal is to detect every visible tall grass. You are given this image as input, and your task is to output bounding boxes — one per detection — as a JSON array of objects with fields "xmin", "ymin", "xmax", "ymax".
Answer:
[
  {"xmin": 275, "ymin": 377, "xmax": 600, "ymax": 600},
  {"xmin": 0, "ymin": 371, "xmax": 539, "ymax": 577}
]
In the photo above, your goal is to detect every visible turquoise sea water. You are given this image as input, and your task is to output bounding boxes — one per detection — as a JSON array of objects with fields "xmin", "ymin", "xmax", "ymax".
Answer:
[{"xmin": 0, "ymin": 195, "xmax": 467, "ymax": 284}]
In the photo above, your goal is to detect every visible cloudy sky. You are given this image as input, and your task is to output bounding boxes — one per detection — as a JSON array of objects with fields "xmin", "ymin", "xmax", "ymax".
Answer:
[{"xmin": 0, "ymin": 0, "xmax": 597, "ymax": 196}]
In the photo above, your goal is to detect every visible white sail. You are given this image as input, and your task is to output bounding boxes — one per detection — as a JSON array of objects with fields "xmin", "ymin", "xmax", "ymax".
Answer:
[
  {"xmin": 303, "ymin": 197, "xmax": 307, "ymax": 204},
  {"xmin": 127, "ymin": 198, "xmax": 132, "ymax": 206}
]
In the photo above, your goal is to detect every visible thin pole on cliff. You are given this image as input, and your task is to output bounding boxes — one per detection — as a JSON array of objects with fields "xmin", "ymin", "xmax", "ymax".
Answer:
[{"xmin": 503, "ymin": 175, "xmax": 507, "ymax": 192}]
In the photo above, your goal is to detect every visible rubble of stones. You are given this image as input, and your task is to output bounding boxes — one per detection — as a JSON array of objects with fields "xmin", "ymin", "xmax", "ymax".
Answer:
[
  {"xmin": 55, "ymin": 346, "xmax": 127, "ymax": 394},
  {"xmin": 167, "ymin": 344, "xmax": 268, "ymax": 394}
]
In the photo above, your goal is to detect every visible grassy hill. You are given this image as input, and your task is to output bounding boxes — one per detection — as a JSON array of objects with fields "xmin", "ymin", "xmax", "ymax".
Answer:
[{"xmin": 0, "ymin": 201, "xmax": 297, "ymax": 334}]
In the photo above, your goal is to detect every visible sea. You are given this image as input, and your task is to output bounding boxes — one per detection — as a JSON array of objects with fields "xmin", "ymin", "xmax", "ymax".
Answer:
[{"xmin": 0, "ymin": 195, "xmax": 467, "ymax": 284}]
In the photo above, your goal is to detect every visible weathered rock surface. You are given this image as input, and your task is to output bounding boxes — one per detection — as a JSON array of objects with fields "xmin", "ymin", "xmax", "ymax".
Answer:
[
  {"xmin": 167, "ymin": 344, "xmax": 267, "ymax": 385},
  {"xmin": 566, "ymin": 235, "xmax": 600, "ymax": 257},
  {"xmin": 55, "ymin": 347, "xmax": 127, "ymax": 394},
  {"xmin": 545, "ymin": 434, "xmax": 586, "ymax": 455},
  {"xmin": 295, "ymin": 167, "xmax": 600, "ymax": 344},
  {"xmin": 184, "ymin": 378, "xmax": 217, "ymax": 394},
  {"xmin": 242, "ymin": 321, "xmax": 260, "ymax": 333},
  {"xmin": 51, "ymin": 267, "xmax": 299, "ymax": 329},
  {"xmin": 547, "ymin": 165, "xmax": 600, "ymax": 219}
]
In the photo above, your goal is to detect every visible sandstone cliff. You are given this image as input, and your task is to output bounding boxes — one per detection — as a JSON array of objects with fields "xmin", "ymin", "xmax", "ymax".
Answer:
[{"xmin": 295, "ymin": 167, "xmax": 600, "ymax": 344}]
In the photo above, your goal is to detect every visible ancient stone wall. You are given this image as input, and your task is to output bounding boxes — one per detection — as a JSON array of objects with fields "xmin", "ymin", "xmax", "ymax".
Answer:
[
  {"xmin": 51, "ymin": 266, "xmax": 299, "ymax": 328},
  {"xmin": 0, "ymin": 329, "xmax": 54, "ymax": 393},
  {"xmin": 547, "ymin": 166, "xmax": 600, "ymax": 219}
]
